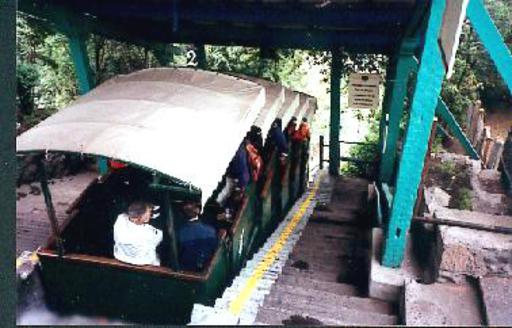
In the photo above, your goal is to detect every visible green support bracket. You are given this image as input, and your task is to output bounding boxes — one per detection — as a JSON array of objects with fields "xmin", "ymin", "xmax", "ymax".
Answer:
[
  {"xmin": 378, "ymin": 39, "xmax": 419, "ymax": 184},
  {"xmin": 467, "ymin": 0, "xmax": 512, "ymax": 95},
  {"xmin": 435, "ymin": 99, "xmax": 480, "ymax": 160},
  {"xmin": 382, "ymin": 0, "xmax": 448, "ymax": 268},
  {"xmin": 67, "ymin": 33, "xmax": 93, "ymax": 95},
  {"xmin": 329, "ymin": 48, "xmax": 342, "ymax": 175}
]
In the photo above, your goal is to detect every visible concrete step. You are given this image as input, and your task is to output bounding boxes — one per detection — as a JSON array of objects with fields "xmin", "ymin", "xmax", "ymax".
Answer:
[
  {"xmin": 479, "ymin": 276, "xmax": 512, "ymax": 326},
  {"xmin": 255, "ymin": 305, "xmax": 346, "ymax": 325},
  {"xmin": 302, "ymin": 222, "xmax": 362, "ymax": 235},
  {"xmin": 289, "ymin": 246, "xmax": 365, "ymax": 263},
  {"xmin": 258, "ymin": 299, "xmax": 397, "ymax": 326},
  {"xmin": 268, "ymin": 283, "xmax": 395, "ymax": 315},
  {"xmin": 276, "ymin": 274, "xmax": 362, "ymax": 297},
  {"xmin": 282, "ymin": 264, "xmax": 367, "ymax": 287},
  {"xmin": 404, "ymin": 280, "xmax": 483, "ymax": 325}
]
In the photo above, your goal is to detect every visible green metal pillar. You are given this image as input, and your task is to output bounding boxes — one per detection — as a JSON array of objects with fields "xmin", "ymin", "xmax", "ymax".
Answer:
[
  {"xmin": 329, "ymin": 48, "xmax": 342, "ymax": 175},
  {"xmin": 382, "ymin": 0, "xmax": 447, "ymax": 268},
  {"xmin": 1, "ymin": 2, "xmax": 16, "ymax": 323},
  {"xmin": 67, "ymin": 32, "xmax": 108, "ymax": 175},
  {"xmin": 467, "ymin": 0, "xmax": 512, "ymax": 94},
  {"xmin": 67, "ymin": 33, "xmax": 93, "ymax": 95},
  {"xmin": 195, "ymin": 44, "xmax": 207, "ymax": 69},
  {"xmin": 379, "ymin": 39, "xmax": 419, "ymax": 184}
]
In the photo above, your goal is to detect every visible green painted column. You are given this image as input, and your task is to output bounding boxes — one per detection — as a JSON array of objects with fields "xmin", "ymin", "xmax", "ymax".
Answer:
[
  {"xmin": 377, "ymin": 56, "xmax": 396, "ymax": 156},
  {"xmin": 382, "ymin": 0, "xmax": 448, "ymax": 268},
  {"xmin": 467, "ymin": 0, "xmax": 512, "ymax": 94},
  {"xmin": 195, "ymin": 44, "xmax": 207, "ymax": 69},
  {"xmin": 329, "ymin": 48, "xmax": 342, "ymax": 175},
  {"xmin": 67, "ymin": 32, "xmax": 108, "ymax": 174},
  {"xmin": 379, "ymin": 40, "xmax": 419, "ymax": 184},
  {"xmin": 67, "ymin": 33, "xmax": 93, "ymax": 95}
]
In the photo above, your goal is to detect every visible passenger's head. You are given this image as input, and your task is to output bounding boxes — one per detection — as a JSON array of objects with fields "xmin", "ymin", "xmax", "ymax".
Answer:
[
  {"xmin": 127, "ymin": 201, "xmax": 153, "ymax": 225},
  {"xmin": 182, "ymin": 200, "xmax": 201, "ymax": 220},
  {"xmin": 302, "ymin": 117, "xmax": 308, "ymax": 123}
]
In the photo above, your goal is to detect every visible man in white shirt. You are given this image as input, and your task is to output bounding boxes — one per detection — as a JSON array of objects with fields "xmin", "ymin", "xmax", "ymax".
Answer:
[{"xmin": 113, "ymin": 201, "xmax": 163, "ymax": 266}]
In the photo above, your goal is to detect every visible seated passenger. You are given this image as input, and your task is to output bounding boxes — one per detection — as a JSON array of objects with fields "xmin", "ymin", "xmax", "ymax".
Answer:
[
  {"xmin": 178, "ymin": 201, "xmax": 219, "ymax": 272},
  {"xmin": 215, "ymin": 142, "xmax": 251, "ymax": 206},
  {"xmin": 269, "ymin": 119, "xmax": 289, "ymax": 159},
  {"xmin": 245, "ymin": 138, "xmax": 263, "ymax": 182},
  {"xmin": 248, "ymin": 125, "xmax": 264, "ymax": 155},
  {"xmin": 292, "ymin": 117, "xmax": 311, "ymax": 143},
  {"xmin": 284, "ymin": 116, "xmax": 298, "ymax": 142},
  {"xmin": 113, "ymin": 201, "xmax": 163, "ymax": 266}
]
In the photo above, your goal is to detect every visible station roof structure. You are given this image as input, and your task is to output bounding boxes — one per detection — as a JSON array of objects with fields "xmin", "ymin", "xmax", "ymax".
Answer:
[{"xmin": 18, "ymin": 0, "xmax": 420, "ymax": 54}]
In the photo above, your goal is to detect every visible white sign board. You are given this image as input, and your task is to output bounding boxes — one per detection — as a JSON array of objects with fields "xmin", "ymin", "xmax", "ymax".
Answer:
[
  {"xmin": 348, "ymin": 73, "xmax": 381, "ymax": 109},
  {"xmin": 439, "ymin": 0, "xmax": 469, "ymax": 79}
]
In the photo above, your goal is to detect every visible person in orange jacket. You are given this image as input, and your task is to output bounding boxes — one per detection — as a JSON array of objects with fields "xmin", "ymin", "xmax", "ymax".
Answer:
[{"xmin": 292, "ymin": 117, "xmax": 311, "ymax": 143}]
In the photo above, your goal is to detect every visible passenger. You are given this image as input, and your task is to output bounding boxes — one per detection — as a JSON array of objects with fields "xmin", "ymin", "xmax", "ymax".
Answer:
[
  {"xmin": 216, "ymin": 187, "xmax": 244, "ymax": 227},
  {"xmin": 248, "ymin": 125, "xmax": 264, "ymax": 155},
  {"xmin": 269, "ymin": 119, "xmax": 289, "ymax": 159},
  {"xmin": 284, "ymin": 116, "xmax": 298, "ymax": 142},
  {"xmin": 113, "ymin": 201, "xmax": 163, "ymax": 266},
  {"xmin": 292, "ymin": 117, "xmax": 311, "ymax": 143},
  {"xmin": 216, "ymin": 142, "xmax": 251, "ymax": 206},
  {"xmin": 245, "ymin": 138, "xmax": 264, "ymax": 182},
  {"xmin": 178, "ymin": 201, "xmax": 219, "ymax": 271}
]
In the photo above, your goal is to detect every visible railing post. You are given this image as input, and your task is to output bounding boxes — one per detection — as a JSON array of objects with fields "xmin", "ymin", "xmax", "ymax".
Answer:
[
  {"xmin": 319, "ymin": 135, "xmax": 324, "ymax": 170},
  {"xmin": 329, "ymin": 48, "xmax": 342, "ymax": 175}
]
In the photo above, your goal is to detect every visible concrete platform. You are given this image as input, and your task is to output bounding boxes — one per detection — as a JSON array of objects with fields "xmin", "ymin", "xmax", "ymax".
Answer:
[
  {"xmin": 480, "ymin": 276, "xmax": 512, "ymax": 325},
  {"xmin": 368, "ymin": 228, "xmax": 422, "ymax": 302},
  {"xmin": 404, "ymin": 280, "xmax": 483, "ymax": 326}
]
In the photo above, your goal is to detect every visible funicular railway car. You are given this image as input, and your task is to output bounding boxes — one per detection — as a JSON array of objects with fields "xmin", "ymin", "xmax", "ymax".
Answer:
[{"xmin": 16, "ymin": 67, "xmax": 316, "ymax": 324}]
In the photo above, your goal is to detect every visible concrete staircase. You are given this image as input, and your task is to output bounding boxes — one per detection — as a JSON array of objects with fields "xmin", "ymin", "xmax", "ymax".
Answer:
[{"xmin": 254, "ymin": 177, "xmax": 399, "ymax": 325}]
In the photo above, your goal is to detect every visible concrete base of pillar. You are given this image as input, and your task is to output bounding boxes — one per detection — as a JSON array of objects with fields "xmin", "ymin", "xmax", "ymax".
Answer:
[{"xmin": 368, "ymin": 228, "xmax": 422, "ymax": 303}]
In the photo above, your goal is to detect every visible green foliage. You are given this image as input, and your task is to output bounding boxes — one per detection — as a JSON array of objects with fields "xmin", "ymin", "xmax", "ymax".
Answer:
[
  {"xmin": 206, "ymin": 46, "xmax": 307, "ymax": 89},
  {"xmin": 341, "ymin": 117, "xmax": 380, "ymax": 178},
  {"xmin": 438, "ymin": 161, "xmax": 457, "ymax": 176},
  {"xmin": 442, "ymin": 0, "xmax": 512, "ymax": 124},
  {"xmin": 453, "ymin": 187, "xmax": 473, "ymax": 211}
]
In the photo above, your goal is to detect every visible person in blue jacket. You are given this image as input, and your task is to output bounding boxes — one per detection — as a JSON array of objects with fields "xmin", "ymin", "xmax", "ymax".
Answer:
[{"xmin": 177, "ymin": 201, "xmax": 219, "ymax": 272}]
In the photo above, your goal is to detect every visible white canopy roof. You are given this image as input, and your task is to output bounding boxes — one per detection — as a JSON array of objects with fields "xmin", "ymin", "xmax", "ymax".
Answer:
[{"xmin": 17, "ymin": 68, "xmax": 265, "ymax": 205}]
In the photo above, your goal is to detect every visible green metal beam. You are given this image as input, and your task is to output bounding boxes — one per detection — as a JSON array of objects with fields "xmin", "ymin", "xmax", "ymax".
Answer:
[
  {"xmin": 195, "ymin": 44, "xmax": 207, "ymax": 69},
  {"xmin": 382, "ymin": 0, "xmax": 447, "ymax": 268},
  {"xmin": 467, "ymin": 0, "xmax": 512, "ymax": 95},
  {"xmin": 329, "ymin": 48, "xmax": 342, "ymax": 175},
  {"xmin": 67, "ymin": 33, "xmax": 93, "ymax": 95},
  {"xmin": 379, "ymin": 39, "xmax": 419, "ymax": 184},
  {"xmin": 435, "ymin": 99, "xmax": 479, "ymax": 160}
]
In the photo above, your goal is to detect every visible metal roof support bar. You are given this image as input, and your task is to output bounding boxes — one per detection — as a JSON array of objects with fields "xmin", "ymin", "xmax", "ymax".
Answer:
[
  {"xmin": 37, "ymin": 156, "xmax": 65, "ymax": 257},
  {"xmin": 378, "ymin": 39, "xmax": 419, "ymax": 184},
  {"xmin": 382, "ymin": 0, "xmax": 448, "ymax": 268},
  {"xmin": 467, "ymin": 0, "xmax": 512, "ymax": 95},
  {"xmin": 435, "ymin": 98, "xmax": 480, "ymax": 160},
  {"xmin": 329, "ymin": 48, "xmax": 342, "ymax": 175}
]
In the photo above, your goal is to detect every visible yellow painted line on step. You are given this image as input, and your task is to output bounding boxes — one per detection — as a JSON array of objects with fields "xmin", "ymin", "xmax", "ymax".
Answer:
[{"xmin": 228, "ymin": 178, "xmax": 321, "ymax": 316}]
